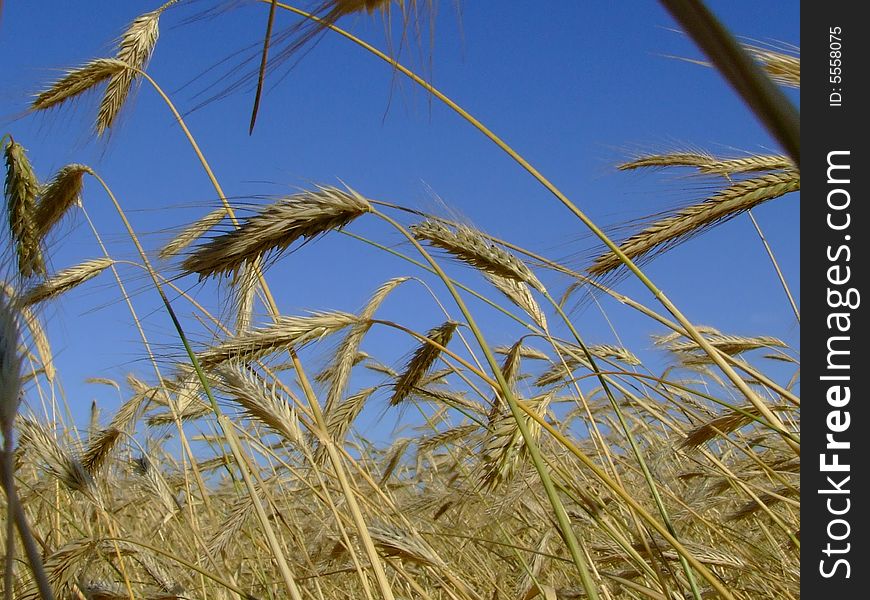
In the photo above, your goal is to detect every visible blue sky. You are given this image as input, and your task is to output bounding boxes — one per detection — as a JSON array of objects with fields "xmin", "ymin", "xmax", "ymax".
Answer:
[{"xmin": 1, "ymin": 1, "xmax": 799, "ymax": 437}]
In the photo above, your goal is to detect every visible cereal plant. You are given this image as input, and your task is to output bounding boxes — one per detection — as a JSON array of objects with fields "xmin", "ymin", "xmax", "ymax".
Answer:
[{"xmin": 1, "ymin": 2, "xmax": 799, "ymax": 599}]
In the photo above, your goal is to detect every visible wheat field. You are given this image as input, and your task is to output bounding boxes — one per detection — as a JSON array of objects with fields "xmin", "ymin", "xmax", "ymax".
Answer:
[{"xmin": 1, "ymin": 2, "xmax": 799, "ymax": 599}]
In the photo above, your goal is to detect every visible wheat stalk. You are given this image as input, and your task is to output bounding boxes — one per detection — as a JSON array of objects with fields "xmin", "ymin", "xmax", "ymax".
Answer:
[
  {"xmin": 620, "ymin": 151, "xmax": 793, "ymax": 175},
  {"xmin": 3, "ymin": 282, "xmax": 56, "ymax": 382},
  {"xmin": 698, "ymin": 155, "xmax": 794, "ymax": 175},
  {"xmin": 619, "ymin": 152, "xmax": 715, "ymax": 171},
  {"xmin": 485, "ymin": 273, "xmax": 548, "ymax": 330},
  {"xmin": 81, "ymin": 389, "xmax": 147, "ymax": 476},
  {"xmin": 318, "ymin": 386, "xmax": 376, "ymax": 463},
  {"xmin": 233, "ymin": 260, "xmax": 259, "ymax": 333},
  {"xmin": 680, "ymin": 405, "xmax": 762, "ymax": 449},
  {"xmin": 321, "ymin": 277, "xmax": 409, "ymax": 415},
  {"xmin": 16, "ymin": 419, "xmax": 95, "ymax": 497},
  {"xmin": 0, "ymin": 294, "xmax": 22, "ymax": 438},
  {"xmin": 479, "ymin": 392, "xmax": 552, "ymax": 492},
  {"xmin": 590, "ymin": 170, "xmax": 800, "ymax": 275}
]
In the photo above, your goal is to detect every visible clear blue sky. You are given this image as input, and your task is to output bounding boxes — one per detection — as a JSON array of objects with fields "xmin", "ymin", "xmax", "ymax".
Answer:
[{"xmin": 1, "ymin": 1, "xmax": 799, "ymax": 437}]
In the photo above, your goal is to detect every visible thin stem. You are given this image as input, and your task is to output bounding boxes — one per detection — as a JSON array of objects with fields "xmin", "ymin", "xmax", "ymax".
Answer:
[{"xmin": 747, "ymin": 210, "xmax": 800, "ymax": 322}]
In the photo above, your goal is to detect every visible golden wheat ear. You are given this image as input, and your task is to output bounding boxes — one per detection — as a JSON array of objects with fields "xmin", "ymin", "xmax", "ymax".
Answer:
[
  {"xmin": 390, "ymin": 321, "xmax": 459, "ymax": 406},
  {"xmin": 589, "ymin": 170, "xmax": 800, "ymax": 276},
  {"xmin": 33, "ymin": 164, "xmax": 92, "ymax": 240},
  {"xmin": 17, "ymin": 258, "xmax": 114, "ymax": 307},
  {"xmin": 31, "ymin": 59, "xmax": 128, "ymax": 113},
  {"xmin": 181, "ymin": 185, "xmax": 371, "ymax": 279}
]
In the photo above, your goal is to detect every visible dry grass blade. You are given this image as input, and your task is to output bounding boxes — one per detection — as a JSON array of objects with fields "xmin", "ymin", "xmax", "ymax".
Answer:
[
  {"xmin": 411, "ymin": 220, "xmax": 544, "ymax": 291},
  {"xmin": 31, "ymin": 59, "xmax": 128, "ymax": 112},
  {"xmin": 219, "ymin": 366, "xmax": 301, "ymax": 444},
  {"xmin": 159, "ymin": 207, "xmax": 226, "ymax": 260},
  {"xmin": 198, "ymin": 311, "xmax": 358, "ymax": 368},
  {"xmin": 16, "ymin": 258, "xmax": 114, "ymax": 307},
  {"xmin": 97, "ymin": 10, "xmax": 161, "ymax": 135},
  {"xmin": 182, "ymin": 185, "xmax": 371, "ymax": 278},
  {"xmin": 4, "ymin": 139, "xmax": 44, "ymax": 278},
  {"xmin": 34, "ymin": 164, "xmax": 92, "ymax": 239},
  {"xmin": 680, "ymin": 405, "xmax": 762, "ymax": 449},
  {"xmin": 390, "ymin": 321, "xmax": 459, "ymax": 406},
  {"xmin": 589, "ymin": 170, "xmax": 800, "ymax": 276}
]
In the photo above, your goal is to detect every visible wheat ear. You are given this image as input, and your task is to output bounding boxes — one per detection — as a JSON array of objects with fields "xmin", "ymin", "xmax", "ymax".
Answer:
[
  {"xmin": 16, "ymin": 258, "xmax": 114, "ymax": 307},
  {"xmin": 34, "ymin": 164, "xmax": 92, "ymax": 238},
  {"xmin": 182, "ymin": 185, "xmax": 371, "ymax": 278},
  {"xmin": 4, "ymin": 140, "xmax": 44, "ymax": 278},
  {"xmin": 31, "ymin": 59, "xmax": 128, "ymax": 112},
  {"xmin": 97, "ymin": 10, "xmax": 161, "ymax": 135},
  {"xmin": 390, "ymin": 321, "xmax": 459, "ymax": 406},
  {"xmin": 411, "ymin": 220, "xmax": 544, "ymax": 291},
  {"xmin": 198, "ymin": 311, "xmax": 359, "ymax": 368},
  {"xmin": 590, "ymin": 171, "xmax": 800, "ymax": 276}
]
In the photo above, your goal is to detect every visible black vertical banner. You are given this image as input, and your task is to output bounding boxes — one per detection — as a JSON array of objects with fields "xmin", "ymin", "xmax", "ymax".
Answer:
[{"xmin": 803, "ymin": 2, "xmax": 869, "ymax": 597}]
